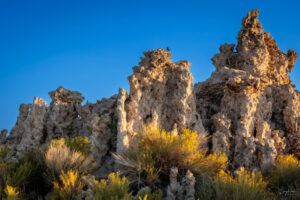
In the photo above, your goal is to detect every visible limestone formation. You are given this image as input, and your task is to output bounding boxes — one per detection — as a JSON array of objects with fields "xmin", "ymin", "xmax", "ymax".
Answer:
[
  {"xmin": 82, "ymin": 95, "xmax": 118, "ymax": 178},
  {"xmin": 166, "ymin": 167, "xmax": 196, "ymax": 200},
  {"xmin": 45, "ymin": 86, "xmax": 85, "ymax": 141},
  {"xmin": 5, "ymin": 97, "xmax": 47, "ymax": 154},
  {"xmin": 123, "ymin": 49, "xmax": 205, "ymax": 148},
  {"xmin": 116, "ymin": 88, "xmax": 129, "ymax": 153},
  {"xmin": 181, "ymin": 170, "xmax": 196, "ymax": 200},
  {"xmin": 166, "ymin": 167, "xmax": 182, "ymax": 200},
  {"xmin": 3, "ymin": 87, "xmax": 118, "ymax": 178},
  {"xmin": 1, "ymin": 9, "xmax": 299, "ymax": 179},
  {"xmin": 195, "ymin": 9, "xmax": 299, "ymax": 171}
]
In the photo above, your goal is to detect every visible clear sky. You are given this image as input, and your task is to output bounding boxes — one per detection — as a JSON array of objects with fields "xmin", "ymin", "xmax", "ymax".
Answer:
[{"xmin": 0, "ymin": 0, "xmax": 299, "ymax": 131}]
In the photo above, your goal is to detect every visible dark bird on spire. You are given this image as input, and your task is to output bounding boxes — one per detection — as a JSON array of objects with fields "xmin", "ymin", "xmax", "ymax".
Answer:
[{"xmin": 166, "ymin": 46, "xmax": 170, "ymax": 51}]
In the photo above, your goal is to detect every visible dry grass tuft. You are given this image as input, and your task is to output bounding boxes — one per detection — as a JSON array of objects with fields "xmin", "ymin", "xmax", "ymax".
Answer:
[{"xmin": 45, "ymin": 138, "xmax": 94, "ymax": 183}]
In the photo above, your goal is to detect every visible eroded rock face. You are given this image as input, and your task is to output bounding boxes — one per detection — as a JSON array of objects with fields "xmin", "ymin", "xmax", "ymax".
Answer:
[
  {"xmin": 195, "ymin": 9, "xmax": 299, "ymax": 172},
  {"xmin": 118, "ymin": 49, "xmax": 205, "ymax": 152},
  {"xmin": 3, "ymin": 87, "xmax": 118, "ymax": 178},
  {"xmin": 45, "ymin": 86, "xmax": 85, "ymax": 141},
  {"xmin": 1, "ymin": 9, "xmax": 299, "ymax": 175},
  {"xmin": 81, "ymin": 95, "xmax": 118, "ymax": 178},
  {"xmin": 166, "ymin": 167, "xmax": 196, "ymax": 200},
  {"xmin": 5, "ymin": 97, "xmax": 47, "ymax": 154}
]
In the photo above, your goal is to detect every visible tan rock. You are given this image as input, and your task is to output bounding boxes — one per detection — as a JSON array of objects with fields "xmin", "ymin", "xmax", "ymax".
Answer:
[
  {"xmin": 124, "ymin": 48, "xmax": 205, "ymax": 144},
  {"xmin": 6, "ymin": 97, "xmax": 47, "ymax": 154},
  {"xmin": 2, "ymin": 10, "xmax": 299, "ymax": 177},
  {"xmin": 196, "ymin": 9, "xmax": 299, "ymax": 170}
]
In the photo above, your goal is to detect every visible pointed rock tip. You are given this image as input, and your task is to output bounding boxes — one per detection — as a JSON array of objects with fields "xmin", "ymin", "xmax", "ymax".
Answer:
[
  {"xmin": 143, "ymin": 48, "xmax": 171, "ymax": 56},
  {"xmin": 287, "ymin": 50, "xmax": 298, "ymax": 72},
  {"xmin": 33, "ymin": 97, "xmax": 47, "ymax": 106},
  {"xmin": 142, "ymin": 48, "xmax": 171, "ymax": 61},
  {"xmin": 241, "ymin": 9, "xmax": 262, "ymax": 29},
  {"xmin": 247, "ymin": 9, "xmax": 260, "ymax": 18},
  {"xmin": 139, "ymin": 48, "xmax": 172, "ymax": 68}
]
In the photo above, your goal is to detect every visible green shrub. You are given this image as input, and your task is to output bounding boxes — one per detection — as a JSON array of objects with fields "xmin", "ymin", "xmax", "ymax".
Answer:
[
  {"xmin": 0, "ymin": 146, "xmax": 37, "ymax": 199},
  {"xmin": 213, "ymin": 167, "xmax": 272, "ymax": 200},
  {"xmin": 0, "ymin": 146, "xmax": 12, "ymax": 188},
  {"xmin": 0, "ymin": 149, "xmax": 49, "ymax": 199},
  {"xmin": 114, "ymin": 124, "xmax": 227, "ymax": 187},
  {"xmin": 195, "ymin": 176, "xmax": 215, "ymax": 200},
  {"xmin": 0, "ymin": 163, "xmax": 11, "ymax": 197},
  {"xmin": 17, "ymin": 150, "xmax": 49, "ymax": 199},
  {"xmin": 6, "ymin": 161, "xmax": 33, "ymax": 188},
  {"xmin": 65, "ymin": 136, "xmax": 91, "ymax": 155},
  {"xmin": 0, "ymin": 146, "xmax": 12, "ymax": 164},
  {"xmin": 267, "ymin": 154, "xmax": 300, "ymax": 198},
  {"xmin": 93, "ymin": 172, "xmax": 132, "ymax": 200},
  {"xmin": 135, "ymin": 187, "xmax": 163, "ymax": 200},
  {"xmin": 49, "ymin": 169, "xmax": 86, "ymax": 200}
]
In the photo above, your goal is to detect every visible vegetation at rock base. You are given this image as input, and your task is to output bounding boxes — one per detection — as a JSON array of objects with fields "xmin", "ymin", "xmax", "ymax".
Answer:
[
  {"xmin": 65, "ymin": 136, "xmax": 92, "ymax": 156},
  {"xmin": 212, "ymin": 168, "xmax": 272, "ymax": 200},
  {"xmin": 93, "ymin": 171, "xmax": 132, "ymax": 200},
  {"xmin": 49, "ymin": 170, "xmax": 85, "ymax": 200},
  {"xmin": 0, "ymin": 130, "xmax": 299, "ymax": 199},
  {"xmin": 44, "ymin": 137, "xmax": 95, "ymax": 184},
  {"xmin": 114, "ymin": 124, "xmax": 227, "ymax": 188},
  {"xmin": 4, "ymin": 185, "xmax": 19, "ymax": 200},
  {"xmin": 267, "ymin": 154, "xmax": 300, "ymax": 199}
]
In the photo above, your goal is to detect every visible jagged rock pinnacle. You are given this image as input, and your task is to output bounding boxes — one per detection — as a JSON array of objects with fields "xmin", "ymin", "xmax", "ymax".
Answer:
[{"xmin": 2, "ymin": 10, "xmax": 299, "ymax": 175}]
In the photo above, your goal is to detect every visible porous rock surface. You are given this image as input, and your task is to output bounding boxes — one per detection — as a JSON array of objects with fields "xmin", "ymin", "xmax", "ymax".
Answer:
[
  {"xmin": 166, "ymin": 167, "xmax": 196, "ymax": 200},
  {"xmin": 195, "ymin": 9, "xmax": 299, "ymax": 171},
  {"xmin": 117, "ymin": 48, "xmax": 205, "ymax": 153},
  {"xmin": 1, "ymin": 10, "xmax": 299, "ymax": 176},
  {"xmin": 2, "ymin": 87, "xmax": 118, "ymax": 178}
]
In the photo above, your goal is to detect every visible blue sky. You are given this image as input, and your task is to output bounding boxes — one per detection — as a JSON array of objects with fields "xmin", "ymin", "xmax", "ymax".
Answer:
[{"xmin": 0, "ymin": 0, "xmax": 299, "ymax": 131}]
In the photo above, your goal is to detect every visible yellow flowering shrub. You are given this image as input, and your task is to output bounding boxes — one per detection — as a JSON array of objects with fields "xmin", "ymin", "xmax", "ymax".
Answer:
[
  {"xmin": 213, "ymin": 167, "xmax": 272, "ymax": 200},
  {"xmin": 65, "ymin": 136, "xmax": 91, "ymax": 155},
  {"xmin": 267, "ymin": 154, "xmax": 300, "ymax": 196},
  {"xmin": 93, "ymin": 172, "xmax": 132, "ymax": 200},
  {"xmin": 50, "ymin": 170, "xmax": 85, "ymax": 200},
  {"xmin": 114, "ymin": 124, "xmax": 228, "ymax": 186},
  {"xmin": 4, "ymin": 185, "xmax": 19, "ymax": 200}
]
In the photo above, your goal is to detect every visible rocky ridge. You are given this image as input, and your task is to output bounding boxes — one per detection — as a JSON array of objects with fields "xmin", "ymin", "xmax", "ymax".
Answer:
[{"xmin": 1, "ymin": 10, "xmax": 299, "ymax": 176}]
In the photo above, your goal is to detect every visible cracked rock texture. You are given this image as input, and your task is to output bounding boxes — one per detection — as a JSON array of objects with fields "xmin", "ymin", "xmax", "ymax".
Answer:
[
  {"xmin": 118, "ymin": 48, "xmax": 205, "ymax": 152},
  {"xmin": 3, "ymin": 87, "xmax": 119, "ymax": 178},
  {"xmin": 1, "ymin": 9, "xmax": 299, "ymax": 175},
  {"xmin": 195, "ymin": 9, "xmax": 299, "ymax": 172},
  {"xmin": 166, "ymin": 167, "xmax": 196, "ymax": 200}
]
